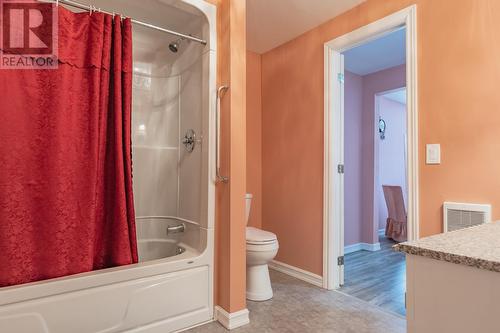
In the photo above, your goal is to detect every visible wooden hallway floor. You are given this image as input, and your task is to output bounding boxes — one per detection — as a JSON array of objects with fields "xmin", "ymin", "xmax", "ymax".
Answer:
[{"xmin": 341, "ymin": 235, "xmax": 406, "ymax": 316}]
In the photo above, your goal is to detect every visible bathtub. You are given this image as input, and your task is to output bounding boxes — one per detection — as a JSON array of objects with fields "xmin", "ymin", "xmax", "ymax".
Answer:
[
  {"xmin": 0, "ymin": 0, "xmax": 217, "ymax": 332},
  {"xmin": 0, "ymin": 218, "xmax": 214, "ymax": 333}
]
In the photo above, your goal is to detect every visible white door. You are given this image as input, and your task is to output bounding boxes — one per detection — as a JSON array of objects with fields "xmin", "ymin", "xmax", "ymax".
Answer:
[
  {"xmin": 338, "ymin": 53, "xmax": 345, "ymax": 286},
  {"xmin": 329, "ymin": 51, "xmax": 345, "ymax": 288}
]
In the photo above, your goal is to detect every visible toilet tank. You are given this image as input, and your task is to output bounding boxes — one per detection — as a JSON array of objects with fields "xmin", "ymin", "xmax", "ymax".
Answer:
[{"xmin": 245, "ymin": 193, "xmax": 253, "ymax": 226}]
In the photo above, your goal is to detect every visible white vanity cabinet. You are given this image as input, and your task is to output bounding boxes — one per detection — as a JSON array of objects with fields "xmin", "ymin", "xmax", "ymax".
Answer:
[{"xmin": 396, "ymin": 223, "xmax": 500, "ymax": 333}]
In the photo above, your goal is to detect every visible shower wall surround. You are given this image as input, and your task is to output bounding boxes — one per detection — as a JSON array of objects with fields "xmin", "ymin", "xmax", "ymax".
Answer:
[{"xmin": 132, "ymin": 11, "xmax": 208, "ymax": 228}]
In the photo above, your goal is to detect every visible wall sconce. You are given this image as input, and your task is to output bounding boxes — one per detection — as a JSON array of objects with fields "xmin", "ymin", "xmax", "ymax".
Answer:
[{"xmin": 378, "ymin": 118, "xmax": 386, "ymax": 140}]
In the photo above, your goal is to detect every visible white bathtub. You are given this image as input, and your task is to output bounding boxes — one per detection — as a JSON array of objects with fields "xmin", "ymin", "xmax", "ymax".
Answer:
[
  {"xmin": 0, "ymin": 222, "xmax": 214, "ymax": 333},
  {"xmin": 0, "ymin": 0, "xmax": 217, "ymax": 332},
  {"xmin": 138, "ymin": 239, "xmax": 186, "ymax": 261}
]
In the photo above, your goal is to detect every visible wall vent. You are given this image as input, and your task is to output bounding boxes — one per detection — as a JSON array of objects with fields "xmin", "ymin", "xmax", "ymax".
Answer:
[{"xmin": 443, "ymin": 202, "xmax": 491, "ymax": 232}]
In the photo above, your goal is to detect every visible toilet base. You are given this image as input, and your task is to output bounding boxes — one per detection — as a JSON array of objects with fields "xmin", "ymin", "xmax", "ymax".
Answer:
[{"xmin": 246, "ymin": 263, "xmax": 273, "ymax": 301}]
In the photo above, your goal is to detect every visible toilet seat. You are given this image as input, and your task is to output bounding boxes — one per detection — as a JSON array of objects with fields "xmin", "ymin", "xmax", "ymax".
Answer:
[
  {"xmin": 246, "ymin": 227, "xmax": 277, "ymax": 244},
  {"xmin": 246, "ymin": 227, "xmax": 279, "ymax": 253},
  {"xmin": 246, "ymin": 240, "xmax": 279, "ymax": 252}
]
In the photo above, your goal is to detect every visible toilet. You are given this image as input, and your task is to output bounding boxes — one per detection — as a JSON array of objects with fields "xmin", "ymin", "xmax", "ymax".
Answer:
[{"xmin": 245, "ymin": 193, "xmax": 279, "ymax": 301}]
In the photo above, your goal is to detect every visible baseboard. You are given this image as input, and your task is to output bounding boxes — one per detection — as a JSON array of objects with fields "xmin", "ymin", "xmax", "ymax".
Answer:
[
  {"xmin": 344, "ymin": 242, "xmax": 381, "ymax": 254},
  {"xmin": 214, "ymin": 306, "xmax": 249, "ymax": 330},
  {"xmin": 365, "ymin": 242, "xmax": 381, "ymax": 251},
  {"xmin": 176, "ymin": 319, "xmax": 215, "ymax": 332},
  {"xmin": 378, "ymin": 228, "xmax": 386, "ymax": 235},
  {"xmin": 268, "ymin": 260, "xmax": 323, "ymax": 287}
]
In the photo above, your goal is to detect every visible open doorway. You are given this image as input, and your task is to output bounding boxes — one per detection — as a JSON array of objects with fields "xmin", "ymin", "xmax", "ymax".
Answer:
[
  {"xmin": 322, "ymin": 5, "xmax": 418, "ymax": 317},
  {"xmin": 341, "ymin": 29, "xmax": 407, "ymax": 316},
  {"xmin": 344, "ymin": 78, "xmax": 408, "ymax": 316}
]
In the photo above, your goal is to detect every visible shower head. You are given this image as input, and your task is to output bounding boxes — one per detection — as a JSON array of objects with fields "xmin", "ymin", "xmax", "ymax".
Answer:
[{"xmin": 168, "ymin": 37, "xmax": 185, "ymax": 53}]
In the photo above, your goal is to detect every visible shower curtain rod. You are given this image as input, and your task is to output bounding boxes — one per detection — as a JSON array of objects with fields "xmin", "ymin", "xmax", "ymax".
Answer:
[{"xmin": 42, "ymin": 0, "xmax": 207, "ymax": 45}]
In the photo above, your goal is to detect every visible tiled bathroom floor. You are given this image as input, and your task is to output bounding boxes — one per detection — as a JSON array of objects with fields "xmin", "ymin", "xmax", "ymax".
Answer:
[{"xmin": 186, "ymin": 270, "xmax": 405, "ymax": 333}]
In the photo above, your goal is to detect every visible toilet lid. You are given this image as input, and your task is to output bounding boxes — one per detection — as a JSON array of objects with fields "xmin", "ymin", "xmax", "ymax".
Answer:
[{"xmin": 246, "ymin": 227, "xmax": 277, "ymax": 243}]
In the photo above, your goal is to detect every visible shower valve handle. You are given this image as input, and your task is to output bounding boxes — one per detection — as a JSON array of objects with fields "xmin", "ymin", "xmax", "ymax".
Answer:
[{"xmin": 182, "ymin": 129, "xmax": 198, "ymax": 152}]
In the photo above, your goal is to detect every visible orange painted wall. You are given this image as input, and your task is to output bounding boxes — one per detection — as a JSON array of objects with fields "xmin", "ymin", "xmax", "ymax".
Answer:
[
  {"xmin": 246, "ymin": 50, "xmax": 262, "ymax": 228},
  {"xmin": 261, "ymin": 35, "xmax": 324, "ymax": 274},
  {"xmin": 208, "ymin": 0, "xmax": 247, "ymax": 313},
  {"xmin": 261, "ymin": 0, "xmax": 500, "ymax": 276},
  {"xmin": 226, "ymin": 0, "xmax": 246, "ymax": 312}
]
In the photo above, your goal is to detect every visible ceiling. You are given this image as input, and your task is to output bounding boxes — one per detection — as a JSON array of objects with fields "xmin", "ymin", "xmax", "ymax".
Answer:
[
  {"xmin": 247, "ymin": 0, "xmax": 366, "ymax": 54},
  {"xmin": 344, "ymin": 28, "xmax": 406, "ymax": 76},
  {"xmin": 383, "ymin": 89, "xmax": 407, "ymax": 105}
]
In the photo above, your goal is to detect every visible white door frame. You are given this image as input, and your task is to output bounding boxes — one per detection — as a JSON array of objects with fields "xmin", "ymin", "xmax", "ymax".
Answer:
[{"xmin": 323, "ymin": 5, "xmax": 419, "ymax": 290}]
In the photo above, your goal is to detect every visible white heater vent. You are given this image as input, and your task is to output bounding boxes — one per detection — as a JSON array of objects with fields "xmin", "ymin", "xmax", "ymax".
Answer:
[{"xmin": 443, "ymin": 202, "xmax": 491, "ymax": 232}]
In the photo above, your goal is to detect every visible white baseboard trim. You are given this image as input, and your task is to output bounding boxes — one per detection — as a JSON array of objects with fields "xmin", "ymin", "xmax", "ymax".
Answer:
[
  {"xmin": 268, "ymin": 260, "xmax": 323, "ymax": 287},
  {"xmin": 177, "ymin": 319, "xmax": 215, "ymax": 332},
  {"xmin": 378, "ymin": 228, "xmax": 386, "ymax": 235},
  {"xmin": 344, "ymin": 242, "xmax": 381, "ymax": 254},
  {"xmin": 214, "ymin": 306, "xmax": 249, "ymax": 330}
]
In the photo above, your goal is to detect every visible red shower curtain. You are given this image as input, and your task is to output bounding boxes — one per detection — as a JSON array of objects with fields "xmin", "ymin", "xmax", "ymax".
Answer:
[{"xmin": 0, "ymin": 7, "xmax": 138, "ymax": 287}]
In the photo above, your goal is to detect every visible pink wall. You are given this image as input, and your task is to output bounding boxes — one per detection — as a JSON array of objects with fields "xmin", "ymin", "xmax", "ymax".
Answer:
[
  {"xmin": 362, "ymin": 65, "xmax": 406, "ymax": 244},
  {"xmin": 344, "ymin": 67, "xmax": 405, "ymax": 247},
  {"xmin": 377, "ymin": 96, "xmax": 407, "ymax": 230},
  {"xmin": 246, "ymin": 51, "xmax": 262, "ymax": 228},
  {"xmin": 344, "ymin": 71, "xmax": 364, "ymax": 246}
]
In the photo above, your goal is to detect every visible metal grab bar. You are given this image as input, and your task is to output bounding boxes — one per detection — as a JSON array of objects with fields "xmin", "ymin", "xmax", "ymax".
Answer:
[
  {"xmin": 166, "ymin": 223, "xmax": 185, "ymax": 235},
  {"xmin": 135, "ymin": 216, "xmax": 196, "ymax": 225},
  {"xmin": 216, "ymin": 86, "xmax": 229, "ymax": 183}
]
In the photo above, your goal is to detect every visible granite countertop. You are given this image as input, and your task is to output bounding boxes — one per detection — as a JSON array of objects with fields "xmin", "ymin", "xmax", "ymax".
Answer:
[{"xmin": 394, "ymin": 222, "xmax": 500, "ymax": 273}]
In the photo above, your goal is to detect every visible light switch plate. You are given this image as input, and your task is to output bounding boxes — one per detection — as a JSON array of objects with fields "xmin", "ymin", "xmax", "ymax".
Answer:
[{"xmin": 426, "ymin": 144, "xmax": 441, "ymax": 164}]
